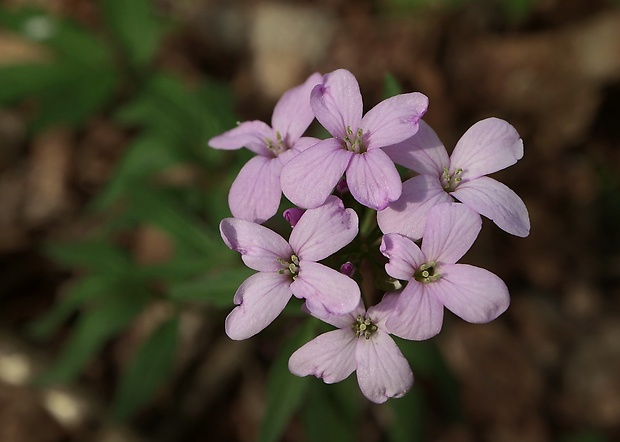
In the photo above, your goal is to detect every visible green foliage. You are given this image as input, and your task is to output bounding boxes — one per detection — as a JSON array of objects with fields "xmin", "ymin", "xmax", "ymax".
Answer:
[
  {"xmin": 259, "ymin": 319, "xmax": 317, "ymax": 442},
  {"xmin": 112, "ymin": 316, "xmax": 179, "ymax": 420}
]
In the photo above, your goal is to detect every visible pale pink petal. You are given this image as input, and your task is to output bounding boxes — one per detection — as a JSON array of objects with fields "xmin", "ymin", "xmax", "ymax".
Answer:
[
  {"xmin": 356, "ymin": 330, "xmax": 414, "ymax": 403},
  {"xmin": 289, "ymin": 196, "xmax": 359, "ymax": 261},
  {"xmin": 303, "ymin": 299, "xmax": 364, "ymax": 329},
  {"xmin": 421, "ymin": 202, "xmax": 481, "ymax": 264},
  {"xmin": 380, "ymin": 233, "xmax": 425, "ymax": 281},
  {"xmin": 346, "ymin": 149, "xmax": 402, "ymax": 210},
  {"xmin": 385, "ymin": 283, "xmax": 444, "ymax": 340},
  {"xmin": 219, "ymin": 218, "xmax": 293, "ymax": 272},
  {"xmin": 291, "ymin": 136, "xmax": 321, "ymax": 153},
  {"xmin": 383, "ymin": 120, "xmax": 449, "ymax": 175},
  {"xmin": 291, "ymin": 261, "xmax": 360, "ymax": 316},
  {"xmin": 288, "ymin": 329, "xmax": 357, "ymax": 383},
  {"xmin": 228, "ymin": 155, "xmax": 282, "ymax": 223},
  {"xmin": 281, "ymin": 138, "xmax": 353, "ymax": 209},
  {"xmin": 271, "ymin": 72, "xmax": 322, "ymax": 141},
  {"xmin": 361, "ymin": 92, "xmax": 428, "ymax": 149},
  {"xmin": 377, "ymin": 175, "xmax": 453, "ymax": 241},
  {"xmin": 450, "ymin": 118, "xmax": 523, "ymax": 180},
  {"xmin": 310, "ymin": 69, "xmax": 363, "ymax": 139},
  {"xmin": 366, "ymin": 292, "xmax": 400, "ymax": 327},
  {"xmin": 430, "ymin": 263, "xmax": 510, "ymax": 323},
  {"xmin": 208, "ymin": 120, "xmax": 274, "ymax": 156},
  {"xmin": 225, "ymin": 272, "xmax": 292, "ymax": 340},
  {"xmin": 451, "ymin": 176, "xmax": 530, "ymax": 237}
]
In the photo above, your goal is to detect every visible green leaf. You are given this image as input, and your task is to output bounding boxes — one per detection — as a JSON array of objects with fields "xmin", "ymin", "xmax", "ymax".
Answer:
[
  {"xmin": 26, "ymin": 275, "xmax": 113, "ymax": 340},
  {"xmin": 38, "ymin": 294, "xmax": 147, "ymax": 384},
  {"xmin": 101, "ymin": 0, "xmax": 165, "ymax": 68},
  {"xmin": 0, "ymin": 7, "xmax": 112, "ymax": 67},
  {"xmin": 259, "ymin": 318, "xmax": 317, "ymax": 442},
  {"xmin": 92, "ymin": 133, "xmax": 188, "ymax": 210},
  {"xmin": 383, "ymin": 72, "xmax": 403, "ymax": 99},
  {"xmin": 45, "ymin": 240, "xmax": 133, "ymax": 275},
  {"xmin": 126, "ymin": 186, "xmax": 222, "ymax": 255},
  {"xmin": 167, "ymin": 266, "xmax": 254, "ymax": 307},
  {"xmin": 302, "ymin": 383, "xmax": 354, "ymax": 442},
  {"xmin": 112, "ymin": 316, "xmax": 178, "ymax": 420},
  {"xmin": 388, "ymin": 387, "xmax": 427, "ymax": 442}
]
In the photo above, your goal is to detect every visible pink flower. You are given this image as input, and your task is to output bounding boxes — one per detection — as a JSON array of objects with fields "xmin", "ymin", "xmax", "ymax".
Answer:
[
  {"xmin": 209, "ymin": 73, "xmax": 322, "ymax": 223},
  {"xmin": 219, "ymin": 197, "xmax": 360, "ymax": 340},
  {"xmin": 380, "ymin": 202, "xmax": 510, "ymax": 340},
  {"xmin": 288, "ymin": 294, "xmax": 413, "ymax": 404},
  {"xmin": 281, "ymin": 69, "xmax": 428, "ymax": 211},
  {"xmin": 379, "ymin": 118, "xmax": 530, "ymax": 240}
]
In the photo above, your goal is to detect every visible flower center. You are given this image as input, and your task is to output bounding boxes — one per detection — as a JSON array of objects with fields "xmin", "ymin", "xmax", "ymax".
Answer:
[
  {"xmin": 414, "ymin": 261, "xmax": 441, "ymax": 283},
  {"xmin": 342, "ymin": 126, "xmax": 366, "ymax": 154},
  {"xmin": 441, "ymin": 167, "xmax": 463, "ymax": 191},
  {"xmin": 265, "ymin": 131, "xmax": 290, "ymax": 156},
  {"xmin": 277, "ymin": 255, "xmax": 300, "ymax": 280},
  {"xmin": 352, "ymin": 314, "xmax": 378, "ymax": 340}
]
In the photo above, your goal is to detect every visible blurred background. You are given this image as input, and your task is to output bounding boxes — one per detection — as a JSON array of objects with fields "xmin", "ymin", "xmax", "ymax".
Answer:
[{"xmin": 1, "ymin": 0, "xmax": 620, "ymax": 441}]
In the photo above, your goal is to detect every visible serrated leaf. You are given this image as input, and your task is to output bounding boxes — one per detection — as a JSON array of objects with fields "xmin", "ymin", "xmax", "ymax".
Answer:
[
  {"xmin": 101, "ymin": 0, "xmax": 165, "ymax": 69},
  {"xmin": 112, "ymin": 316, "xmax": 178, "ymax": 420},
  {"xmin": 259, "ymin": 318, "xmax": 317, "ymax": 442},
  {"xmin": 38, "ymin": 294, "xmax": 147, "ymax": 384},
  {"xmin": 167, "ymin": 266, "xmax": 254, "ymax": 307}
]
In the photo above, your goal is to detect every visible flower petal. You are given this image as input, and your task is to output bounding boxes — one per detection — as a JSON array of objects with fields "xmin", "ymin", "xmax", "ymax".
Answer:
[
  {"xmin": 380, "ymin": 233, "xmax": 425, "ymax": 281},
  {"xmin": 450, "ymin": 117, "xmax": 523, "ymax": 179},
  {"xmin": 311, "ymin": 69, "xmax": 363, "ymax": 139},
  {"xmin": 361, "ymin": 92, "xmax": 428, "ymax": 149},
  {"xmin": 281, "ymin": 138, "xmax": 353, "ymax": 209},
  {"xmin": 451, "ymin": 176, "xmax": 530, "ymax": 237},
  {"xmin": 366, "ymin": 292, "xmax": 400, "ymax": 327},
  {"xmin": 377, "ymin": 175, "xmax": 453, "ymax": 241},
  {"xmin": 385, "ymin": 282, "xmax": 444, "ymax": 340},
  {"xmin": 228, "ymin": 155, "xmax": 282, "ymax": 223},
  {"xmin": 271, "ymin": 72, "xmax": 322, "ymax": 141},
  {"xmin": 208, "ymin": 120, "xmax": 274, "ymax": 156},
  {"xmin": 219, "ymin": 218, "xmax": 293, "ymax": 272},
  {"xmin": 288, "ymin": 328, "xmax": 357, "ymax": 384},
  {"xmin": 420, "ymin": 202, "xmax": 481, "ymax": 264},
  {"xmin": 430, "ymin": 263, "xmax": 510, "ymax": 323},
  {"xmin": 356, "ymin": 330, "xmax": 414, "ymax": 403},
  {"xmin": 383, "ymin": 119, "xmax": 449, "ymax": 175},
  {"xmin": 289, "ymin": 196, "xmax": 359, "ymax": 261},
  {"xmin": 225, "ymin": 272, "xmax": 292, "ymax": 340},
  {"xmin": 291, "ymin": 261, "xmax": 360, "ymax": 316},
  {"xmin": 346, "ymin": 148, "xmax": 402, "ymax": 210}
]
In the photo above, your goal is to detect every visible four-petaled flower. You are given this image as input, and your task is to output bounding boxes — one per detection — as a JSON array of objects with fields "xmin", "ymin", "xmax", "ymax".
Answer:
[
  {"xmin": 289, "ymin": 294, "xmax": 413, "ymax": 404},
  {"xmin": 281, "ymin": 69, "xmax": 429, "ymax": 211},
  {"xmin": 379, "ymin": 118, "xmax": 530, "ymax": 240},
  {"xmin": 209, "ymin": 72, "xmax": 322, "ymax": 223},
  {"xmin": 220, "ymin": 196, "xmax": 360, "ymax": 340},
  {"xmin": 380, "ymin": 202, "xmax": 510, "ymax": 340}
]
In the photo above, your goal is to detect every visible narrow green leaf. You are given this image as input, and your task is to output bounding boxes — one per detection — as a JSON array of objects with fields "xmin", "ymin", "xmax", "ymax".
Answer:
[
  {"xmin": 38, "ymin": 295, "xmax": 146, "ymax": 384},
  {"xmin": 45, "ymin": 240, "xmax": 133, "ymax": 274},
  {"xmin": 126, "ymin": 187, "xmax": 222, "ymax": 255},
  {"xmin": 302, "ymin": 383, "xmax": 354, "ymax": 442},
  {"xmin": 112, "ymin": 316, "xmax": 178, "ymax": 420},
  {"xmin": 259, "ymin": 318, "xmax": 317, "ymax": 442},
  {"xmin": 383, "ymin": 72, "xmax": 403, "ymax": 99},
  {"xmin": 167, "ymin": 266, "xmax": 254, "ymax": 307},
  {"xmin": 26, "ymin": 275, "xmax": 112, "ymax": 340},
  {"xmin": 101, "ymin": 0, "xmax": 165, "ymax": 68},
  {"xmin": 388, "ymin": 387, "xmax": 427, "ymax": 442}
]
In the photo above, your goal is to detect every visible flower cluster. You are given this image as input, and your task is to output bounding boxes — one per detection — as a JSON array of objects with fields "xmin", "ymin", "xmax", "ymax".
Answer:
[{"xmin": 209, "ymin": 69, "xmax": 530, "ymax": 403}]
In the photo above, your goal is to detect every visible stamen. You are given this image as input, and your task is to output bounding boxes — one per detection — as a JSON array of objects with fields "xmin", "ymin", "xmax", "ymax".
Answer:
[
  {"xmin": 414, "ymin": 261, "xmax": 441, "ymax": 283},
  {"xmin": 277, "ymin": 255, "xmax": 300, "ymax": 280},
  {"xmin": 353, "ymin": 314, "xmax": 378, "ymax": 339}
]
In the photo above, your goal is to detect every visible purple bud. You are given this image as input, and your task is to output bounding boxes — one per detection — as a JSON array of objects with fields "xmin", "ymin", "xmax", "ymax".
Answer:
[
  {"xmin": 336, "ymin": 177, "xmax": 349, "ymax": 195},
  {"xmin": 283, "ymin": 208, "xmax": 305, "ymax": 227},
  {"xmin": 340, "ymin": 261, "xmax": 355, "ymax": 277}
]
